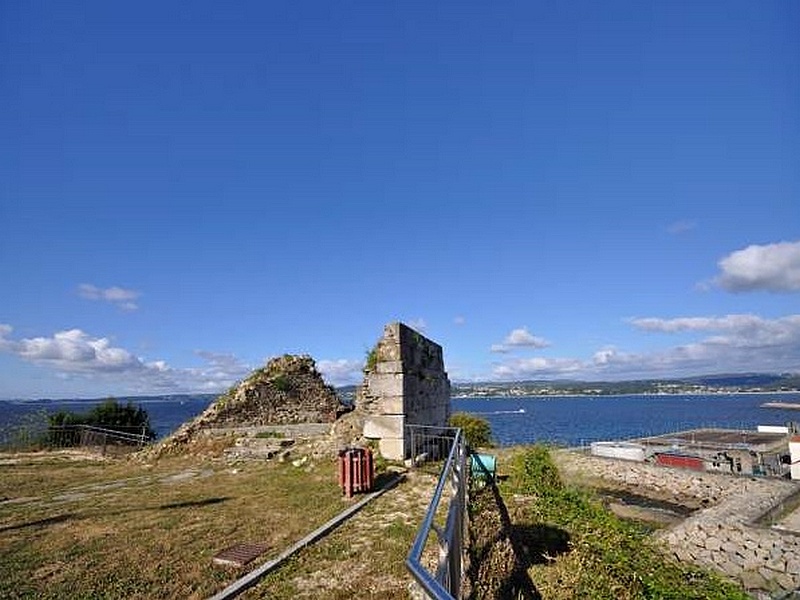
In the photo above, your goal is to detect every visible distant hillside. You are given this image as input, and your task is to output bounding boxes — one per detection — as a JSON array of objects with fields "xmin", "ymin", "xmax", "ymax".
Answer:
[
  {"xmin": 682, "ymin": 373, "xmax": 798, "ymax": 388},
  {"xmin": 450, "ymin": 372, "xmax": 800, "ymax": 397}
]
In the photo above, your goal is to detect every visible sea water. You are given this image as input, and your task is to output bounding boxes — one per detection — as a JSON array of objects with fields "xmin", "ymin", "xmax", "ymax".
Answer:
[
  {"xmin": 1, "ymin": 392, "xmax": 799, "ymax": 447},
  {"xmin": 0, "ymin": 395, "xmax": 214, "ymax": 443},
  {"xmin": 453, "ymin": 393, "xmax": 800, "ymax": 447}
]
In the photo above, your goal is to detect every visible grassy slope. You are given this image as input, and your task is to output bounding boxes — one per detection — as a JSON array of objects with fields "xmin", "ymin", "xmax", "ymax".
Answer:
[{"xmin": 482, "ymin": 446, "xmax": 751, "ymax": 600}]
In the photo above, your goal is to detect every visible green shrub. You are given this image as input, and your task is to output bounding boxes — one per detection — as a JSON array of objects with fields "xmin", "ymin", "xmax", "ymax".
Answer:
[
  {"xmin": 364, "ymin": 347, "xmax": 379, "ymax": 373},
  {"xmin": 47, "ymin": 399, "xmax": 155, "ymax": 442},
  {"xmin": 449, "ymin": 412, "xmax": 493, "ymax": 449},
  {"xmin": 272, "ymin": 374, "xmax": 293, "ymax": 392}
]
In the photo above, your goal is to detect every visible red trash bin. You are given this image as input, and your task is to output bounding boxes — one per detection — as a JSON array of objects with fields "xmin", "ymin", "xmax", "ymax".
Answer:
[{"xmin": 338, "ymin": 447, "xmax": 375, "ymax": 498}]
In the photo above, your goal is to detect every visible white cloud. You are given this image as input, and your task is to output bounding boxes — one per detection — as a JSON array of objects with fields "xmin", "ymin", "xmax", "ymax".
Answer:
[
  {"xmin": 10, "ymin": 328, "xmax": 142, "ymax": 372},
  {"xmin": 714, "ymin": 241, "xmax": 800, "ymax": 293},
  {"xmin": 629, "ymin": 314, "xmax": 800, "ymax": 348},
  {"xmin": 490, "ymin": 327, "xmax": 550, "ymax": 353},
  {"xmin": 493, "ymin": 356, "xmax": 583, "ymax": 379},
  {"xmin": 453, "ymin": 316, "xmax": 466, "ymax": 326},
  {"xmin": 0, "ymin": 324, "xmax": 16, "ymax": 352},
  {"xmin": 78, "ymin": 284, "xmax": 141, "ymax": 311},
  {"xmin": 317, "ymin": 359, "xmax": 363, "ymax": 387},
  {"xmin": 0, "ymin": 325, "xmax": 252, "ymax": 394},
  {"xmin": 490, "ymin": 314, "xmax": 800, "ymax": 381},
  {"xmin": 185, "ymin": 351, "xmax": 252, "ymax": 391},
  {"xmin": 630, "ymin": 314, "xmax": 769, "ymax": 334},
  {"xmin": 592, "ymin": 347, "xmax": 618, "ymax": 366}
]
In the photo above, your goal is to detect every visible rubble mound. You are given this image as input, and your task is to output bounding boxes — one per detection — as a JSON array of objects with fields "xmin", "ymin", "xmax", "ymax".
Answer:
[
  {"xmin": 209, "ymin": 354, "xmax": 343, "ymax": 426},
  {"xmin": 147, "ymin": 355, "xmax": 346, "ymax": 457}
]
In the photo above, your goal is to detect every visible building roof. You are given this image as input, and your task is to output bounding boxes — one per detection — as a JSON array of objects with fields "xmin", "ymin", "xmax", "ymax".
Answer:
[{"xmin": 637, "ymin": 428, "xmax": 788, "ymax": 453}]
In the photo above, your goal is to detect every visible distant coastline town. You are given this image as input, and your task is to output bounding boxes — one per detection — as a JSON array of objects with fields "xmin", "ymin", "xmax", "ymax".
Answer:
[
  {"xmin": 326, "ymin": 373, "xmax": 800, "ymax": 406},
  {"xmin": 449, "ymin": 372, "xmax": 800, "ymax": 399}
]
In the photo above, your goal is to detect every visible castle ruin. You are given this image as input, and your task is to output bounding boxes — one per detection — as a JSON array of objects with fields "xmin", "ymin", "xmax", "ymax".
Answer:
[{"xmin": 357, "ymin": 322, "xmax": 451, "ymax": 460}]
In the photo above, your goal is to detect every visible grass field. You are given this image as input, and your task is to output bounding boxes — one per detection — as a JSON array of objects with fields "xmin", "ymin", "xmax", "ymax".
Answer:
[
  {"xmin": 2, "ymin": 443, "xmax": 756, "ymax": 600},
  {"xmin": 0, "ymin": 449, "xmax": 378, "ymax": 599}
]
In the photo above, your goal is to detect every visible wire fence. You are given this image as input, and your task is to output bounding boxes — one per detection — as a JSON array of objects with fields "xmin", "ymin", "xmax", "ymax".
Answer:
[
  {"xmin": 1, "ymin": 419, "xmax": 150, "ymax": 456},
  {"xmin": 46, "ymin": 424, "xmax": 151, "ymax": 455}
]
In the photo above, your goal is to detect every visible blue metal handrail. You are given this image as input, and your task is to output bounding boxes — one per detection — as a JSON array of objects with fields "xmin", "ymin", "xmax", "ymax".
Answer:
[{"xmin": 405, "ymin": 427, "xmax": 468, "ymax": 599}]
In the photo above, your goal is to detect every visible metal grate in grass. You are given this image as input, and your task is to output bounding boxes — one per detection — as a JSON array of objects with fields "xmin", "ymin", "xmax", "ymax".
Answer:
[{"xmin": 213, "ymin": 543, "xmax": 269, "ymax": 567}]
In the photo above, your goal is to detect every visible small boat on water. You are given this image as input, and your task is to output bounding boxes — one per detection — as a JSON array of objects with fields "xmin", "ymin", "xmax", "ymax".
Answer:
[{"xmin": 762, "ymin": 402, "xmax": 800, "ymax": 411}]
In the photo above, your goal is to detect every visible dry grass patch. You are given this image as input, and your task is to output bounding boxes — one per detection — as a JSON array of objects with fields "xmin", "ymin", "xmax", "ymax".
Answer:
[{"xmin": 1, "ymin": 451, "xmax": 346, "ymax": 599}]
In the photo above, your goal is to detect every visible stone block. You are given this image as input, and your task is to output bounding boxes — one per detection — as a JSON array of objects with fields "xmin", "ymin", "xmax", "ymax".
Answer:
[
  {"xmin": 374, "ymin": 360, "xmax": 403, "ymax": 374},
  {"xmin": 722, "ymin": 540, "xmax": 740, "ymax": 555},
  {"xmin": 363, "ymin": 415, "xmax": 405, "ymax": 440},
  {"xmin": 786, "ymin": 558, "xmax": 800, "ymax": 576},
  {"xmin": 365, "ymin": 373, "xmax": 405, "ymax": 397},
  {"xmin": 719, "ymin": 560, "xmax": 742, "ymax": 577},
  {"xmin": 380, "ymin": 395, "xmax": 405, "ymax": 414},
  {"xmin": 360, "ymin": 321, "xmax": 452, "ymax": 460},
  {"xmin": 378, "ymin": 437, "xmax": 405, "ymax": 461},
  {"xmin": 765, "ymin": 557, "xmax": 786, "ymax": 573},
  {"xmin": 705, "ymin": 537, "xmax": 722, "ymax": 551},
  {"xmin": 774, "ymin": 572, "xmax": 796, "ymax": 592},
  {"xmin": 739, "ymin": 570, "xmax": 768, "ymax": 591}
]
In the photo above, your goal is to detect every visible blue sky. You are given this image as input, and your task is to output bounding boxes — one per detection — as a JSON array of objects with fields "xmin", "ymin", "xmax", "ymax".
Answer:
[{"xmin": 1, "ymin": 1, "xmax": 798, "ymax": 399}]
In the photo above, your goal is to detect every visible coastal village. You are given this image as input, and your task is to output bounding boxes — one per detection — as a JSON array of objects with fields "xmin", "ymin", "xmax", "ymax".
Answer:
[{"xmin": 451, "ymin": 376, "xmax": 800, "ymax": 398}]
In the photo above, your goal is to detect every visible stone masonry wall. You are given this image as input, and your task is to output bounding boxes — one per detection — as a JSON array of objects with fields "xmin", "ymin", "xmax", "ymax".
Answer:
[
  {"xmin": 358, "ymin": 322, "xmax": 451, "ymax": 460},
  {"xmin": 557, "ymin": 452, "xmax": 800, "ymax": 597}
]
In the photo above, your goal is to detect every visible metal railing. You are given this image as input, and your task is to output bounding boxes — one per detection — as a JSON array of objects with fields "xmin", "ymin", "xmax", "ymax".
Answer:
[
  {"xmin": 407, "ymin": 424, "xmax": 460, "ymax": 468},
  {"xmin": 405, "ymin": 426, "xmax": 469, "ymax": 600},
  {"xmin": 46, "ymin": 424, "xmax": 150, "ymax": 455}
]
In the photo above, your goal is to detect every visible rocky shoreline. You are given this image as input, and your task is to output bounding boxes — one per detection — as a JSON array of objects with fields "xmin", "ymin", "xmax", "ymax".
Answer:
[{"xmin": 555, "ymin": 451, "xmax": 800, "ymax": 598}]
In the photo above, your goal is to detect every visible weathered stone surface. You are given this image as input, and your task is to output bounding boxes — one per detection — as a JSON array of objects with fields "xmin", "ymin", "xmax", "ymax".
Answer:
[
  {"xmin": 148, "ymin": 354, "xmax": 344, "ymax": 456},
  {"xmin": 363, "ymin": 415, "xmax": 405, "ymax": 439},
  {"xmin": 740, "ymin": 569, "xmax": 768, "ymax": 591},
  {"xmin": 202, "ymin": 355, "xmax": 341, "ymax": 426},
  {"xmin": 378, "ymin": 437, "xmax": 405, "ymax": 461},
  {"xmin": 365, "ymin": 373, "xmax": 405, "ymax": 398},
  {"xmin": 357, "ymin": 322, "xmax": 451, "ymax": 460},
  {"xmin": 774, "ymin": 572, "xmax": 796, "ymax": 591},
  {"xmin": 786, "ymin": 557, "xmax": 800, "ymax": 576},
  {"xmin": 379, "ymin": 395, "xmax": 405, "ymax": 415},
  {"xmin": 705, "ymin": 537, "xmax": 722, "ymax": 551}
]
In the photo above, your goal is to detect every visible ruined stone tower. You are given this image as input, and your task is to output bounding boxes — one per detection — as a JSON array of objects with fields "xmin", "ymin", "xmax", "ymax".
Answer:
[{"xmin": 357, "ymin": 322, "xmax": 451, "ymax": 460}]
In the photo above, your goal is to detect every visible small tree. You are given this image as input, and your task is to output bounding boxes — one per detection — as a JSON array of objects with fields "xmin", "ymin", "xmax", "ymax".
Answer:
[{"xmin": 449, "ymin": 412, "xmax": 493, "ymax": 449}]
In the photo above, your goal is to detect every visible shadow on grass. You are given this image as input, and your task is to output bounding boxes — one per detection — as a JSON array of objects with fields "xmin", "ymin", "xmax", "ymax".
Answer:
[
  {"xmin": 374, "ymin": 471, "xmax": 403, "ymax": 490},
  {"xmin": 0, "ymin": 513, "xmax": 74, "ymax": 532},
  {"xmin": 159, "ymin": 497, "xmax": 230, "ymax": 509},
  {"xmin": 468, "ymin": 476, "xmax": 572, "ymax": 600},
  {"xmin": 511, "ymin": 523, "xmax": 571, "ymax": 566},
  {"xmin": 486, "ymin": 480, "xmax": 544, "ymax": 600},
  {"xmin": 1, "ymin": 496, "xmax": 233, "ymax": 532}
]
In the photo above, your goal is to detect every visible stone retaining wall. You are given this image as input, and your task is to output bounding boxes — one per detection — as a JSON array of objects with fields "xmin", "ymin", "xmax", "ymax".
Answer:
[{"xmin": 557, "ymin": 452, "xmax": 800, "ymax": 597}]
